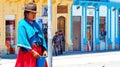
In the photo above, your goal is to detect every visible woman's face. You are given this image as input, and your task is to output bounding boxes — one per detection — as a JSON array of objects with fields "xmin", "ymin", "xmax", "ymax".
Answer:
[{"xmin": 26, "ymin": 12, "xmax": 36, "ymax": 21}]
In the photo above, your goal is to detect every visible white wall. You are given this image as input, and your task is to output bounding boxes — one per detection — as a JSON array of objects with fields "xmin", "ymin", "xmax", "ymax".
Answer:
[
  {"xmin": 72, "ymin": 5, "xmax": 82, "ymax": 16},
  {"xmin": 72, "ymin": 6, "xmax": 107, "ymax": 16},
  {"xmin": 100, "ymin": 6, "xmax": 107, "ymax": 16},
  {"xmin": 87, "ymin": 6, "xmax": 94, "ymax": 16},
  {"xmin": 5, "ymin": 15, "xmax": 15, "ymax": 20}
]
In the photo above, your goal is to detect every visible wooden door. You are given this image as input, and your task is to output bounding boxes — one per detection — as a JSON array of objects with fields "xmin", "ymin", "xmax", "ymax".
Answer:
[
  {"xmin": 57, "ymin": 16, "xmax": 65, "ymax": 34},
  {"xmin": 73, "ymin": 16, "xmax": 81, "ymax": 51}
]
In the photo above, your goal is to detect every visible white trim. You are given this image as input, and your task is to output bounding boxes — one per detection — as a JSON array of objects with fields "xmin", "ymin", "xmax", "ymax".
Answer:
[{"xmin": 5, "ymin": 15, "xmax": 15, "ymax": 20}]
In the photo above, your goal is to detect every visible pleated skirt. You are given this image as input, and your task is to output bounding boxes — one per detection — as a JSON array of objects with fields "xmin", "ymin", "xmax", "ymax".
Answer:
[{"xmin": 15, "ymin": 46, "xmax": 48, "ymax": 67}]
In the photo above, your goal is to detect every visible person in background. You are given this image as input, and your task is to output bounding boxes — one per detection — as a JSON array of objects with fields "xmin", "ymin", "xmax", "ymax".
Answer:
[
  {"xmin": 100, "ymin": 28, "xmax": 106, "ymax": 42},
  {"xmin": 52, "ymin": 31, "xmax": 62, "ymax": 56},
  {"xmin": 15, "ymin": 2, "xmax": 48, "ymax": 67},
  {"xmin": 87, "ymin": 28, "xmax": 91, "ymax": 51},
  {"xmin": 58, "ymin": 30, "xmax": 65, "ymax": 54}
]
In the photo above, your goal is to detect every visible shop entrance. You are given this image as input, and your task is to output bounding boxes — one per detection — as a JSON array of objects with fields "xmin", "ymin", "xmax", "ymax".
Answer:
[
  {"xmin": 57, "ymin": 16, "xmax": 65, "ymax": 51},
  {"xmin": 73, "ymin": 16, "xmax": 81, "ymax": 51},
  {"xmin": 119, "ymin": 17, "xmax": 120, "ymax": 46},
  {"xmin": 100, "ymin": 17, "xmax": 106, "ymax": 50},
  {"xmin": 86, "ymin": 16, "xmax": 93, "ymax": 51},
  {"xmin": 5, "ymin": 20, "xmax": 15, "ymax": 54}
]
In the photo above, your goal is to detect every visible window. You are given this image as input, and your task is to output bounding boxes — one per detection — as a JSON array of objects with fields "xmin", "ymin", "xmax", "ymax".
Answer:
[{"xmin": 42, "ymin": 6, "xmax": 48, "ymax": 16}]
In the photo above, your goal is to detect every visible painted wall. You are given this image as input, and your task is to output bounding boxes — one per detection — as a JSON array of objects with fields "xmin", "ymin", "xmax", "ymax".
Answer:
[
  {"xmin": 110, "ymin": 0, "xmax": 120, "ymax": 2},
  {"xmin": 0, "ymin": 0, "xmax": 73, "ymax": 54},
  {"xmin": 78, "ymin": 0, "xmax": 109, "ymax": 2},
  {"xmin": 0, "ymin": 0, "xmax": 47, "ymax": 54},
  {"xmin": 72, "ymin": 6, "xmax": 107, "ymax": 16}
]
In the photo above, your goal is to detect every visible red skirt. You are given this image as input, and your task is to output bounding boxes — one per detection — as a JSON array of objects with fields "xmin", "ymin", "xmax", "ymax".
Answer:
[{"xmin": 15, "ymin": 46, "xmax": 48, "ymax": 67}]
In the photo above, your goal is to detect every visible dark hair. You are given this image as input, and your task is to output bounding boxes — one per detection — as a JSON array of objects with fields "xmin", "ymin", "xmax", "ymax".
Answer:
[
  {"xmin": 55, "ymin": 32, "xmax": 58, "ymax": 34},
  {"xmin": 59, "ymin": 30, "xmax": 62, "ymax": 32},
  {"xmin": 24, "ymin": 11, "xmax": 30, "ymax": 19}
]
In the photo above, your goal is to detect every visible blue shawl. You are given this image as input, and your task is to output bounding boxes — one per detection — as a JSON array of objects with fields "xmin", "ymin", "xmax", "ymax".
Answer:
[{"xmin": 17, "ymin": 19, "xmax": 47, "ymax": 51}]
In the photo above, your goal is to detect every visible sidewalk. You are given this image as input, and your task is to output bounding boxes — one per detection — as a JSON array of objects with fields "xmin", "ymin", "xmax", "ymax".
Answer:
[
  {"xmin": 53, "ymin": 51, "xmax": 120, "ymax": 67},
  {"xmin": 0, "ymin": 54, "xmax": 17, "ymax": 67},
  {"xmin": 0, "ymin": 51, "xmax": 120, "ymax": 67},
  {"xmin": 62, "ymin": 49, "xmax": 120, "ymax": 55}
]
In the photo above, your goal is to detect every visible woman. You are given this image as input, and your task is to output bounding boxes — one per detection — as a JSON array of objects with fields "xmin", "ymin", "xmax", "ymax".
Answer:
[{"xmin": 15, "ymin": 2, "xmax": 48, "ymax": 67}]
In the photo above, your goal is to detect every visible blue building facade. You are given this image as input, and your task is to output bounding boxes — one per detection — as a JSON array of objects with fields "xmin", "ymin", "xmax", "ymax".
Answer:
[{"xmin": 70, "ymin": 0, "xmax": 120, "ymax": 52}]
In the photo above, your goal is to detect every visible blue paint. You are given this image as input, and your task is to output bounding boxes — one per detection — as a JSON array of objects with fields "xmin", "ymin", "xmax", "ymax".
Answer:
[
  {"xmin": 82, "ymin": 6, "xmax": 87, "ymax": 46},
  {"xmin": 70, "ymin": 4, "xmax": 73, "ymax": 43},
  {"xmin": 109, "ymin": 7, "xmax": 112, "ymax": 45},
  {"xmin": 115, "ymin": 8, "xmax": 119, "ymax": 45},
  {"xmin": 93, "ymin": 7, "xmax": 97, "ymax": 50},
  {"xmin": 77, "ymin": 0, "xmax": 109, "ymax": 2},
  {"xmin": 107, "ymin": 7, "xmax": 112, "ymax": 45},
  {"xmin": 71, "ymin": 0, "xmax": 120, "ymax": 51},
  {"xmin": 96, "ymin": 6, "xmax": 100, "ymax": 45},
  {"xmin": 114, "ymin": 8, "xmax": 116, "ymax": 45}
]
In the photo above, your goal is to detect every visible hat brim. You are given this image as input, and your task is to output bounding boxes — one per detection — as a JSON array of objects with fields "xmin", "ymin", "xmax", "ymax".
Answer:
[
  {"xmin": 22, "ymin": 7, "xmax": 38, "ymax": 13},
  {"xmin": 24, "ymin": 9, "xmax": 38, "ymax": 13}
]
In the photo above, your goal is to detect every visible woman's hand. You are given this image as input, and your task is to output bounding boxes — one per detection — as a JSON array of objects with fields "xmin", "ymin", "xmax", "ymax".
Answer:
[
  {"xmin": 31, "ymin": 50, "xmax": 41, "ymax": 58},
  {"xmin": 43, "ymin": 50, "xmax": 48, "ymax": 57}
]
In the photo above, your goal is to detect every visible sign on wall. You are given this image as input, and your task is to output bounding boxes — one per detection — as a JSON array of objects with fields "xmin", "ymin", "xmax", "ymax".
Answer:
[{"xmin": 57, "ymin": 5, "xmax": 68, "ymax": 13}]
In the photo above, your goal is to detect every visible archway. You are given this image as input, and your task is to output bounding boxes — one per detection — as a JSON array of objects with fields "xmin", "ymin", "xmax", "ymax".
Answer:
[
  {"xmin": 57, "ymin": 16, "xmax": 65, "ymax": 34},
  {"xmin": 57, "ymin": 16, "xmax": 66, "ymax": 51}
]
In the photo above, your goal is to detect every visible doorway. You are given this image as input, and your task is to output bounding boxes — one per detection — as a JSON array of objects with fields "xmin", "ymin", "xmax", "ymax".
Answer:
[
  {"xmin": 100, "ymin": 17, "xmax": 106, "ymax": 50},
  {"xmin": 86, "ymin": 16, "xmax": 93, "ymax": 51},
  {"xmin": 57, "ymin": 16, "xmax": 65, "ymax": 51},
  {"xmin": 5, "ymin": 20, "xmax": 15, "ymax": 54},
  {"xmin": 57, "ymin": 16, "xmax": 65, "ymax": 34},
  {"xmin": 73, "ymin": 16, "xmax": 81, "ymax": 51}
]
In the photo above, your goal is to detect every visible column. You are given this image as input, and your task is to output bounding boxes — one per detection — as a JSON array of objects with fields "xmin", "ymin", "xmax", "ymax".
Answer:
[
  {"xmin": 81, "ymin": 5, "xmax": 87, "ymax": 51},
  {"xmin": 105, "ymin": 6, "xmax": 108, "ymax": 50},
  {"xmin": 70, "ymin": 5, "xmax": 73, "ymax": 43},
  {"xmin": 70, "ymin": 4, "xmax": 73, "ymax": 51},
  {"xmin": 114, "ymin": 8, "xmax": 119, "ymax": 49},
  {"xmin": 96, "ymin": 7, "xmax": 100, "ymax": 50},
  {"xmin": 93, "ymin": 6, "xmax": 100, "ymax": 51},
  {"xmin": 106, "ymin": 6, "xmax": 112, "ymax": 50},
  {"xmin": 93, "ymin": 7, "xmax": 96, "ymax": 51}
]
